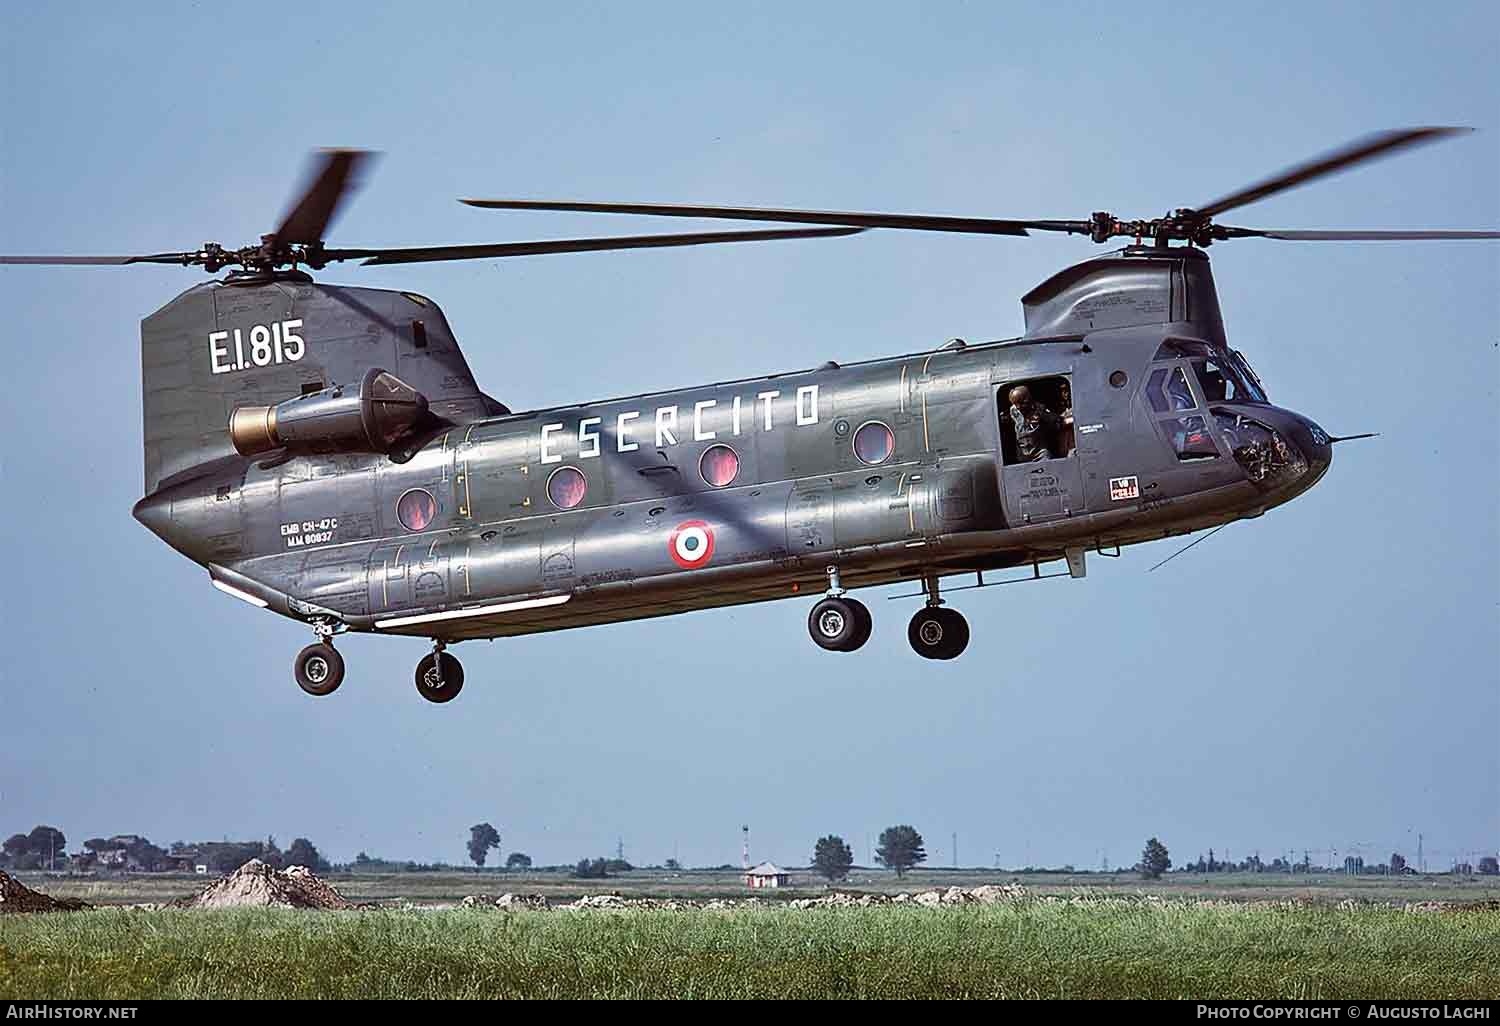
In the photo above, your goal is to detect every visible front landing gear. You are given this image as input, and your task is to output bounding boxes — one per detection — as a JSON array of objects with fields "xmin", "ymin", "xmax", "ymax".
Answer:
[
  {"xmin": 808, "ymin": 596, "xmax": 872, "ymax": 652},
  {"xmin": 807, "ymin": 565, "xmax": 872, "ymax": 653},
  {"xmin": 294, "ymin": 642, "xmax": 345, "ymax": 696},
  {"xmin": 907, "ymin": 573, "xmax": 969, "ymax": 660},
  {"xmin": 415, "ymin": 641, "xmax": 464, "ymax": 704}
]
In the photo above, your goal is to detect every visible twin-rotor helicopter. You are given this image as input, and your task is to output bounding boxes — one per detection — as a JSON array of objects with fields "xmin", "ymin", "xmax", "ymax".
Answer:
[{"xmin": 5, "ymin": 127, "xmax": 1494, "ymax": 703}]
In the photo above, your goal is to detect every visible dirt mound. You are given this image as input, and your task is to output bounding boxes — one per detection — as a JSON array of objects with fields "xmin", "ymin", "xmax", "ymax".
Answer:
[
  {"xmin": 0, "ymin": 870, "xmax": 89, "ymax": 914},
  {"xmin": 180, "ymin": 859, "xmax": 355, "ymax": 910}
]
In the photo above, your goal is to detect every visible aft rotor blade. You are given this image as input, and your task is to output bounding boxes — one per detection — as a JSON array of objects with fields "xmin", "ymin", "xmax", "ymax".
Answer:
[
  {"xmin": 1195, "ymin": 127, "xmax": 1472, "ymax": 218},
  {"xmin": 1228, "ymin": 227, "xmax": 1500, "ymax": 241},
  {"xmin": 0, "ymin": 252, "xmax": 196, "ymax": 266},
  {"xmin": 463, "ymin": 197, "xmax": 1089, "ymax": 237},
  {"xmin": 273, "ymin": 149, "xmax": 377, "ymax": 245},
  {"xmin": 331, "ymin": 225, "xmax": 866, "ymax": 266}
]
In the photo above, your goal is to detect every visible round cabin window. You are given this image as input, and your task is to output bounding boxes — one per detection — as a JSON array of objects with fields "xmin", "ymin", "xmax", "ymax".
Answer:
[
  {"xmin": 699, "ymin": 444, "xmax": 740, "ymax": 488},
  {"xmin": 852, "ymin": 421, "xmax": 895, "ymax": 465},
  {"xmin": 1110, "ymin": 370, "xmax": 1128, "ymax": 388},
  {"xmin": 397, "ymin": 488, "xmax": 437, "ymax": 532},
  {"xmin": 546, "ymin": 466, "xmax": 587, "ymax": 510}
]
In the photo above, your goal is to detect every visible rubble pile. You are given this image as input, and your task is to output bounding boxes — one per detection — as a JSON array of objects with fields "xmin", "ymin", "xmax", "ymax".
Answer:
[
  {"xmin": 180, "ymin": 859, "xmax": 356, "ymax": 910},
  {"xmin": 0, "ymin": 870, "xmax": 89, "ymax": 914},
  {"xmin": 460, "ymin": 884, "xmax": 1033, "ymax": 913}
]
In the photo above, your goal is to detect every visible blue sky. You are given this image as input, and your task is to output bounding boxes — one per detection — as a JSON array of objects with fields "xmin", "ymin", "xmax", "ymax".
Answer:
[{"xmin": 1, "ymin": 2, "xmax": 1495, "ymax": 871}]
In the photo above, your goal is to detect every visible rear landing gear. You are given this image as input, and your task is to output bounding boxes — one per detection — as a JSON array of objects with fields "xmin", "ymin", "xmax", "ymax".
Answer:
[
  {"xmin": 907, "ymin": 573, "xmax": 969, "ymax": 660},
  {"xmin": 907, "ymin": 607, "xmax": 969, "ymax": 660},
  {"xmin": 415, "ymin": 641, "xmax": 464, "ymax": 703},
  {"xmin": 808, "ymin": 566, "xmax": 872, "ymax": 653},
  {"xmin": 294, "ymin": 641, "xmax": 345, "ymax": 696}
]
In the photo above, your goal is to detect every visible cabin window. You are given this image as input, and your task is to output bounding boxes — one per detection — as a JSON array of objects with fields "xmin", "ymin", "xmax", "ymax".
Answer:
[
  {"xmin": 999, "ymin": 376, "xmax": 1073, "ymax": 464},
  {"xmin": 1168, "ymin": 415, "xmax": 1219, "ymax": 461},
  {"xmin": 546, "ymin": 466, "xmax": 587, "ymax": 510},
  {"xmin": 397, "ymin": 488, "xmax": 437, "ymax": 531},
  {"xmin": 699, "ymin": 444, "xmax": 740, "ymax": 487},
  {"xmin": 852, "ymin": 421, "xmax": 895, "ymax": 465}
]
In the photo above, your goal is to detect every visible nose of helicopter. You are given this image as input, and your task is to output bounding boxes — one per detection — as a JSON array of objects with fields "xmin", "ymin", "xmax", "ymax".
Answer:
[
  {"xmin": 1266, "ymin": 411, "xmax": 1334, "ymax": 503},
  {"xmin": 1294, "ymin": 416, "xmax": 1334, "ymax": 477}
]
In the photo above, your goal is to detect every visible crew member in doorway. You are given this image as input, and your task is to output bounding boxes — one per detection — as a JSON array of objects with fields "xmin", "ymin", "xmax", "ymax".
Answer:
[{"xmin": 1008, "ymin": 385, "xmax": 1068, "ymax": 461}]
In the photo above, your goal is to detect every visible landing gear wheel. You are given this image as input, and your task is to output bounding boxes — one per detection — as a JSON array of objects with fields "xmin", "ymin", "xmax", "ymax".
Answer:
[
  {"xmin": 415, "ymin": 651, "xmax": 464, "ymax": 703},
  {"xmin": 808, "ymin": 596, "xmax": 870, "ymax": 652},
  {"xmin": 849, "ymin": 599, "xmax": 873, "ymax": 651},
  {"xmin": 295, "ymin": 642, "xmax": 345, "ymax": 696},
  {"xmin": 907, "ymin": 607, "xmax": 970, "ymax": 660}
]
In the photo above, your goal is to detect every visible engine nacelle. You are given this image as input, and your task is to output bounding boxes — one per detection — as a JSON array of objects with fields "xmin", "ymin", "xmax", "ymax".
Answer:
[{"xmin": 229, "ymin": 368, "xmax": 429, "ymax": 457}]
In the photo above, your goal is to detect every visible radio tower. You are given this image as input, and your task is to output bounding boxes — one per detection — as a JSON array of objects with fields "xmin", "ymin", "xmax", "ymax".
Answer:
[{"xmin": 741, "ymin": 825, "xmax": 750, "ymax": 870}]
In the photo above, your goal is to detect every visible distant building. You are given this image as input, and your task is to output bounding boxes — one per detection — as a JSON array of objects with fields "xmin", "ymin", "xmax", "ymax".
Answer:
[{"xmin": 744, "ymin": 862, "xmax": 788, "ymax": 888}]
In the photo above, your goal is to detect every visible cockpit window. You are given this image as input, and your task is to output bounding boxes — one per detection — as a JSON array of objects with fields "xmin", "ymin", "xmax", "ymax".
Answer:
[
  {"xmin": 1214, "ymin": 409, "xmax": 1304, "ymax": 483},
  {"xmin": 1229, "ymin": 350, "xmax": 1268, "ymax": 402},
  {"xmin": 1166, "ymin": 367, "xmax": 1196, "ymax": 410},
  {"xmin": 1170, "ymin": 415, "xmax": 1219, "ymax": 461},
  {"xmin": 1191, "ymin": 357, "xmax": 1247, "ymax": 403},
  {"xmin": 1146, "ymin": 369, "xmax": 1171, "ymax": 413},
  {"xmin": 1146, "ymin": 366, "xmax": 1197, "ymax": 413}
]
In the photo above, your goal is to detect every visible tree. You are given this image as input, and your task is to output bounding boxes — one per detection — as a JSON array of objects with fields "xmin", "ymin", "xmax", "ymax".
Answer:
[
  {"xmin": 573, "ymin": 857, "xmax": 610, "ymax": 879},
  {"xmin": 664, "ymin": 858, "xmax": 682, "ymax": 872},
  {"xmin": 505, "ymin": 852, "xmax": 532, "ymax": 870},
  {"xmin": 1141, "ymin": 837, "xmax": 1171, "ymax": 879},
  {"xmin": 875, "ymin": 825, "xmax": 926, "ymax": 878},
  {"xmin": 286, "ymin": 838, "xmax": 325, "ymax": 871},
  {"xmin": 467, "ymin": 823, "xmax": 501, "ymax": 868},
  {"xmin": 2, "ymin": 834, "xmax": 29, "ymax": 866},
  {"xmin": 812, "ymin": 835, "xmax": 855, "ymax": 882},
  {"xmin": 27, "ymin": 826, "xmax": 66, "ymax": 870}
]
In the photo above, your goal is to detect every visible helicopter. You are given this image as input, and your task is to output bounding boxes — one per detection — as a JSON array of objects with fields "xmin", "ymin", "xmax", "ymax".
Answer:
[{"xmin": 4, "ymin": 127, "xmax": 1494, "ymax": 703}]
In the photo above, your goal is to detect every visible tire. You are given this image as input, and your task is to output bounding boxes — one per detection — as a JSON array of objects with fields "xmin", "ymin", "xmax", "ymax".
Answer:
[
  {"xmin": 847, "ymin": 598, "xmax": 873, "ymax": 651},
  {"xmin": 808, "ymin": 597, "xmax": 861, "ymax": 652},
  {"xmin": 415, "ymin": 651, "xmax": 464, "ymax": 703},
  {"xmin": 908, "ymin": 607, "xmax": 970, "ymax": 660},
  {"xmin": 295, "ymin": 642, "xmax": 345, "ymax": 696}
]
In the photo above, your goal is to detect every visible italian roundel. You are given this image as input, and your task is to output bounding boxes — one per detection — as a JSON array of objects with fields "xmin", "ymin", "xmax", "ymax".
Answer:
[{"xmin": 668, "ymin": 520, "xmax": 715, "ymax": 569}]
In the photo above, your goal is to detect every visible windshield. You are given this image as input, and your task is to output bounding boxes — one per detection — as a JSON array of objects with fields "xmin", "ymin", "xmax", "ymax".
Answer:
[
  {"xmin": 1227, "ymin": 350, "xmax": 1268, "ymax": 402},
  {"xmin": 1190, "ymin": 355, "xmax": 1260, "ymax": 404},
  {"xmin": 1214, "ymin": 410, "xmax": 1304, "ymax": 484}
]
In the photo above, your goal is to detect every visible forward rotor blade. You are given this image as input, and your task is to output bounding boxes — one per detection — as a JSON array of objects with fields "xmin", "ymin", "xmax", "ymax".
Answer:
[
  {"xmin": 1196, "ymin": 127, "xmax": 1472, "ymax": 218},
  {"xmin": 1230, "ymin": 227, "xmax": 1500, "ymax": 241},
  {"xmin": 330, "ymin": 225, "xmax": 865, "ymax": 266},
  {"xmin": 462, "ymin": 197, "xmax": 1085, "ymax": 237},
  {"xmin": 274, "ymin": 149, "xmax": 376, "ymax": 245},
  {"xmin": 0, "ymin": 253, "xmax": 195, "ymax": 266}
]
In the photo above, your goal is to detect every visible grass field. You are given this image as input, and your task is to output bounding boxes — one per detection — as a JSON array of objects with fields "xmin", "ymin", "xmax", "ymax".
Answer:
[
  {"xmin": 5, "ymin": 871, "xmax": 1497, "ymax": 999},
  {"xmin": 28, "ymin": 866, "xmax": 1500, "ymax": 907},
  {"xmin": 3, "ymin": 900, "xmax": 1497, "ymax": 999}
]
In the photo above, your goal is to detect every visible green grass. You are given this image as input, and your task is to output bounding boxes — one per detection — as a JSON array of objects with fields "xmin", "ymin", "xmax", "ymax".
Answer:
[
  {"xmin": 3, "ymin": 901, "xmax": 1496, "ymax": 999},
  {"xmin": 28, "ymin": 867, "xmax": 1500, "ymax": 907}
]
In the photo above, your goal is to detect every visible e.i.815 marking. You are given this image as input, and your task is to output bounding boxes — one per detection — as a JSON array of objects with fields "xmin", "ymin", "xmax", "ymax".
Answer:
[{"xmin": 209, "ymin": 319, "xmax": 305, "ymax": 375}]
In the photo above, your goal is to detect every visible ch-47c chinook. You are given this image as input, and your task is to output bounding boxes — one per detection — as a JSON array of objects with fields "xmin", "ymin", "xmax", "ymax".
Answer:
[{"xmin": 7, "ymin": 128, "xmax": 1496, "ymax": 703}]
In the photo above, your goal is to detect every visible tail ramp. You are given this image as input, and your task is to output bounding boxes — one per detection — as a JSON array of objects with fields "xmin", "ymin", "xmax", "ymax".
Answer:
[{"xmin": 140, "ymin": 275, "xmax": 503, "ymax": 495}]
